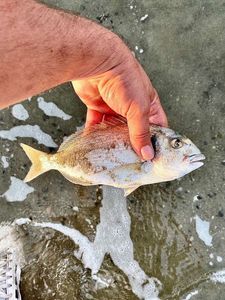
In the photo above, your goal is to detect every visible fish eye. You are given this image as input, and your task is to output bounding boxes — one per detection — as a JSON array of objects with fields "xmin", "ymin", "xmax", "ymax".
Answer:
[{"xmin": 171, "ymin": 138, "xmax": 183, "ymax": 149}]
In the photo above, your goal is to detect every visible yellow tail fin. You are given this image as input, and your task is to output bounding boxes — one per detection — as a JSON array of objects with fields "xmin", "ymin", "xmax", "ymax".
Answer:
[{"xmin": 20, "ymin": 143, "xmax": 51, "ymax": 182}]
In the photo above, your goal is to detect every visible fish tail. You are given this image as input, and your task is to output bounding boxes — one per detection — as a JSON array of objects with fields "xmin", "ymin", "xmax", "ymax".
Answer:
[{"xmin": 20, "ymin": 143, "xmax": 51, "ymax": 182}]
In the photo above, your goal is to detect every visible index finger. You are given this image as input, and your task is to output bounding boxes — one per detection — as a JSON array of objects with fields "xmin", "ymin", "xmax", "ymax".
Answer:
[{"xmin": 126, "ymin": 102, "xmax": 154, "ymax": 160}]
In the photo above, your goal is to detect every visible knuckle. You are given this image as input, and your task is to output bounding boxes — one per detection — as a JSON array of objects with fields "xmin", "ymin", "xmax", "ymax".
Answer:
[
  {"xmin": 127, "ymin": 100, "xmax": 149, "ymax": 119},
  {"xmin": 131, "ymin": 131, "xmax": 150, "ymax": 141}
]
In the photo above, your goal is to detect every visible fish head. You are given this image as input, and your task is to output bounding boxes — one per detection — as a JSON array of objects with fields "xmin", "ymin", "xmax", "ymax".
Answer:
[{"xmin": 150, "ymin": 126, "xmax": 205, "ymax": 181}]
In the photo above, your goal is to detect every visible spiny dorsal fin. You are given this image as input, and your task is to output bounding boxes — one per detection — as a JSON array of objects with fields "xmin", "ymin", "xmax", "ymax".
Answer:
[
  {"xmin": 102, "ymin": 115, "xmax": 127, "ymax": 126},
  {"xmin": 58, "ymin": 123, "xmax": 109, "ymax": 152},
  {"xmin": 58, "ymin": 132, "xmax": 81, "ymax": 152},
  {"xmin": 57, "ymin": 120, "xmax": 163, "ymax": 153},
  {"xmin": 58, "ymin": 118, "xmax": 127, "ymax": 152}
]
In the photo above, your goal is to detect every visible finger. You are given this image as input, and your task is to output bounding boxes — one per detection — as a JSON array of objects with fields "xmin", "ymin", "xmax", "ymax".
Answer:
[
  {"xmin": 149, "ymin": 106, "xmax": 168, "ymax": 127},
  {"xmin": 85, "ymin": 109, "xmax": 104, "ymax": 128},
  {"xmin": 149, "ymin": 88, "xmax": 168, "ymax": 127},
  {"xmin": 127, "ymin": 102, "xmax": 154, "ymax": 160},
  {"xmin": 149, "ymin": 86, "xmax": 159, "ymax": 102}
]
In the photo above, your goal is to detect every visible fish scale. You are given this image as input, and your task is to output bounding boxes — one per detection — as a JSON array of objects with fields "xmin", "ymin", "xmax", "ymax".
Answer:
[{"xmin": 20, "ymin": 122, "xmax": 205, "ymax": 196}]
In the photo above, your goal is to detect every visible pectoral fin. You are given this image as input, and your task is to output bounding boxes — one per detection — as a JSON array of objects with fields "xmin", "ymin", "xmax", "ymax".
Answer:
[{"xmin": 124, "ymin": 186, "xmax": 139, "ymax": 197}]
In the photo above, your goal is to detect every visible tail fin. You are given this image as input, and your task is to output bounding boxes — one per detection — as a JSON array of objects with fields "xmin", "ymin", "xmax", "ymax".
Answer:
[{"xmin": 20, "ymin": 143, "xmax": 51, "ymax": 182}]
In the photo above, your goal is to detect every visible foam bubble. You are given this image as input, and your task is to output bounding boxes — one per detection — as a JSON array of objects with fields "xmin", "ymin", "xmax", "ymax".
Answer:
[
  {"xmin": 11, "ymin": 104, "xmax": 29, "ymax": 121},
  {"xmin": 210, "ymin": 270, "xmax": 225, "ymax": 283},
  {"xmin": 37, "ymin": 97, "xmax": 72, "ymax": 120},
  {"xmin": 34, "ymin": 186, "xmax": 161, "ymax": 299},
  {"xmin": 2, "ymin": 176, "xmax": 34, "ymax": 202},
  {"xmin": 1, "ymin": 156, "xmax": 9, "ymax": 168},
  {"xmin": 0, "ymin": 125, "xmax": 57, "ymax": 147},
  {"xmin": 182, "ymin": 290, "xmax": 199, "ymax": 300},
  {"xmin": 195, "ymin": 215, "xmax": 212, "ymax": 246},
  {"xmin": 217, "ymin": 256, "xmax": 223, "ymax": 263},
  {"xmin": 14, "ymin": 218, "xmax": 31, "ymax": 226},
  {"xmin": 140, "ymin": 14, "xmax": 148, "ymax": 22}
]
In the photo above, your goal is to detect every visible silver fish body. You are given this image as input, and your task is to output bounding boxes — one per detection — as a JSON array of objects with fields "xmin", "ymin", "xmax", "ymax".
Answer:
[{"xmin": 21, "ymin": 123, "xmax": 205, "ymax": 196}]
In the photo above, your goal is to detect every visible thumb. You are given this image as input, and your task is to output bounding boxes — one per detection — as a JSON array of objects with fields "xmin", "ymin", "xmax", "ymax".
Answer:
[{"xmin": 126, "ymin": 102, "xmax": 154, "ymax": 160}]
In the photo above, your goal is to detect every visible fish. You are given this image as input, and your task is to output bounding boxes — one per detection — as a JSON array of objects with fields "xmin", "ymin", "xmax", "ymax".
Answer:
[{"xmin": 20, "ymin": 122, "xmax": 205, "ymax": 196}]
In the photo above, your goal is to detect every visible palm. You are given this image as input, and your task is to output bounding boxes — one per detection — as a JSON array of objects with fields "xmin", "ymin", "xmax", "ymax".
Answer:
[
  {"xmin": 72, "ymin": 58, "xmax": 168, "ymax": 159},
  {"xmin": 73, "ymin": 74, "xmax": 167, "ymax": 127}
]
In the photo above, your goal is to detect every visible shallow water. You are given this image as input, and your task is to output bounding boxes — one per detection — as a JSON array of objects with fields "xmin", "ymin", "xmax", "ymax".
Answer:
[
  {"xmin": 0, "ymin": 83, "xmax": 225, "ymax": 299},
  {"xmin": 0, "ymin": 96, "xmax": 225, "ymax": 299},
  {"xmin": 1, "ymin": 0, "xmax": 225, "ymax": 294},
  {"xmin": 1, "ymin": 183, "xmax": 224, "ymax": 300}
]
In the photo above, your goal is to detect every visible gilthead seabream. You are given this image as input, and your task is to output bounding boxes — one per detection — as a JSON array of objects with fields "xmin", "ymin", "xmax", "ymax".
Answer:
[{"xmin": 20, "ymin": 122, "xmax": 205, "ymax": 196}]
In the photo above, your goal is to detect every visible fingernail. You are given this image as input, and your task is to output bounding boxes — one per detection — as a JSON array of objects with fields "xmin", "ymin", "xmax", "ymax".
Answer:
[{"xmin": 141, "ymin": 145, "xmax": 154, "ymax": 160}]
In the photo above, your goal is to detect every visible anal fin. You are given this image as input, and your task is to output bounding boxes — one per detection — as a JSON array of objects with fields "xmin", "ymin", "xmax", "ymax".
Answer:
[{"xmin": 60, "ymin": 171, "xmax": 91, "ymax": 186}]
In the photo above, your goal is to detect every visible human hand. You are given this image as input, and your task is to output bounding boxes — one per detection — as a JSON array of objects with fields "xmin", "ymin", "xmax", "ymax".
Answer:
[
  {"xmin": 72, "ymin": 38, "xmax": 167, "ymax": 160},
  {"xmin": 0, "ymin": 0, "xmax": 167, "ymax": 153}
]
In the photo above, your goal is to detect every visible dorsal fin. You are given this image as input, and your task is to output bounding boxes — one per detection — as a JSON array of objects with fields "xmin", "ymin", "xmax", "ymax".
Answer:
[
  {"xmin": 102, "ymin": 115, "xmax": 127, "ymax": 126},
  {"xmin": 58, "ymin": 133, "xmax": 80, "ymax": 152},
  {"xmin": 58, "ymin": 119, "xmax": 163, "ymax": 153},
  {"xmin": 58, "ymin": 120, "xmax": 126, "ymax": 152}
]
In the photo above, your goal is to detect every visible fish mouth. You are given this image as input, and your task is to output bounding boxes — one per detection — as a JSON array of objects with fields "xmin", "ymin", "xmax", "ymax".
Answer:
[{"xmin": 189, "ymin": 153, "xmax": 206, "ymax": 164}]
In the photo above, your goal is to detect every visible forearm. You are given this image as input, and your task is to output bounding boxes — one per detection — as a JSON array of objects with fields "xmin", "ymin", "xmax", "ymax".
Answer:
[{"xmin": 0, "ymin": 0, "xmax": 125, "ymax": 108}]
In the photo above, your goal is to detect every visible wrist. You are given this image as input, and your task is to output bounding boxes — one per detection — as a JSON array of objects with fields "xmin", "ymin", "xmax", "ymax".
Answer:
[
  {"xmin": 64, "ymin": 18, "xmax": 128, "ymax": 80},
  {"xmin": 22, "ymin": 1, "xmax": 129, "ymax": 80}
]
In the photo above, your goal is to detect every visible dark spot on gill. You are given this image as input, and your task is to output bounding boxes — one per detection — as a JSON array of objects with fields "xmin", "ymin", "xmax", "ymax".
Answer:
[
  {"xmin": 151, "ymin": 135, "xmax": 157, "ymax": 153},
  {"xmin": 123, "ymin": 141, "xmax": 129, "ymax": 149}
]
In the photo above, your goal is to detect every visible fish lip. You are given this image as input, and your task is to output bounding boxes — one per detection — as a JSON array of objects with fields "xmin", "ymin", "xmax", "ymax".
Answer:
[{"xmin": 189, "ymin": 153, "xmax": 206, "ymax": 163}]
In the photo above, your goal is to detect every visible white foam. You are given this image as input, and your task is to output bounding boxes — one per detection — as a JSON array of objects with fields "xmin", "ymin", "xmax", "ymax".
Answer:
[
  {"xmin": 210, "ymin": 270, "xmax": 225, "ymax": 283},
  {"xmin": 34, "ymin": 186, "xmax": 161, "ymax": 299},
  {"xmin": 11, "ymin": 104, "xmax": 29, "ymax": 121},
  {"xmin": 195, "ymin": 215, "xmax": 212, "ymax": 246},
  {"xmin": 85, "ymin": 218, "xmax": 91, "ymax": 225},
  {"xmin": 182, "ymin": 290, "xmax": 199, "ymax": 300},
  {"xmin": 2, "ymin": 176, "xmax": 34, "ymax": 202},
  {"xmin": 37, "ymin": 97, "xmax": 72, "ymax": 120},
  {"xmin": 140, "ymin": 14, "xmax": 148, "ymax": 22},
  {"xmin": 72, "ymin": 206, "xmax": 79, "ymax": 212},
  {"xmin": 193, "ymin": 195, "xmax": 200, "ymax": 202},
  {"xmin": 217, "ymin": 256, "xmax": 223, "ymax": 262},
  {"xmin": 14, "ymin": 218, "xmax": 31, "ymax": 226},
  {"xmin": 92, "ymin": 274, "xmax": 113, "ymax": 290},
  {"xmin": 0, "ymin": 125, "xmax": 57, "ymax": 147},
  {"xmin": 1, "ymin": 156, "xmax": 9, "ymax": 168}
]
